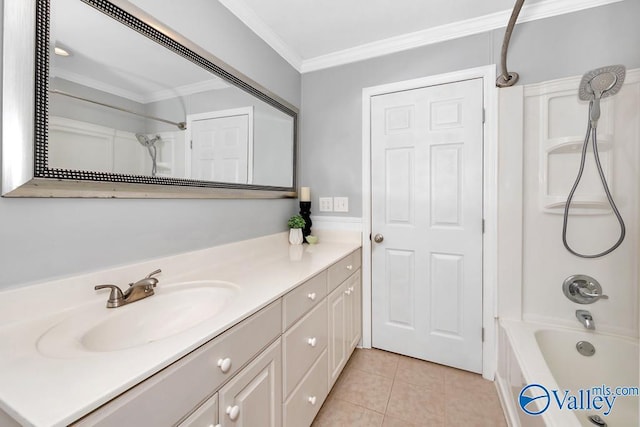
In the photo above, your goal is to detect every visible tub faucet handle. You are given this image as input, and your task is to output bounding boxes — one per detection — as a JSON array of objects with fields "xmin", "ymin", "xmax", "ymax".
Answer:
[{"xmin": 578, "ymin": 288, "xmax": 608, "ymax": 299}]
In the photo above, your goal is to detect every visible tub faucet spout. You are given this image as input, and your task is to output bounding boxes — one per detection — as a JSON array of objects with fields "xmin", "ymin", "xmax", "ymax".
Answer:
[{"xmin": 576, "ymin": 309, "xmax": 595, "ymax": 330}]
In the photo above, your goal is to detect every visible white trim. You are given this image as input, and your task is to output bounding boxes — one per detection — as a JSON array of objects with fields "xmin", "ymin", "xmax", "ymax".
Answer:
[
  {"xmin": 310, "ymin": 215, "xmax": 363, "ymax": 232},
  {"xmin": 362, "ymin": 65, "xmax": 499, "ymax": 380},
  {"xmin": 52, "ymin": 68, "xmax": 229, "ymax": 105},
  {"xmin": 302, "ymin": 0, "xmax": 623, "ymax": 73},
  {"xmin": 218, "ymin": 0, "xmax": 303, "ymax": 71},
  {"xmin": 217, "ymin": 0, "xmax": 623, "ymax": 74}
]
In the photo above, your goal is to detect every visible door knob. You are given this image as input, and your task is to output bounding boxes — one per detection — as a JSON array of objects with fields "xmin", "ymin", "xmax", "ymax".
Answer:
[{"xmin": 373, "ymin": 233, "xmax": 384, "ymax": 243}]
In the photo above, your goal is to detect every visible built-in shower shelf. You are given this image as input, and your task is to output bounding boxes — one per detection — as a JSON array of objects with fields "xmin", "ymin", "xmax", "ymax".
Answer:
[
  {"xmin": 543, "ymin": 198, "xmax": 612, "ymax": 215},
  {"xmin": 541, "ymin": 134, "xmax": 614, "ymax": 215},
  {"xmin": 545, "ymin": 136, "xmax": 612, "ymax": 154}
]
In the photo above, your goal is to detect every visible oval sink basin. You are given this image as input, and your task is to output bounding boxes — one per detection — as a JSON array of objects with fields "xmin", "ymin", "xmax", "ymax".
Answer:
[{"xmin": 37, "ymin": 280, "xmax": 239, "ymax": 357}]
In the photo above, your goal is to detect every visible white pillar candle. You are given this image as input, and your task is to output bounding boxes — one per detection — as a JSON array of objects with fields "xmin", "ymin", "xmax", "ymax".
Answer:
[{"xmin": 300, "ymin": 187, "xmax": 311, "ymax": 202}]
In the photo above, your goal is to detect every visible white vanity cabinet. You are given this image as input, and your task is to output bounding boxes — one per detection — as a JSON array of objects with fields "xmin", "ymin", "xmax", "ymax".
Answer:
[
  {"xmin": 178, "ymin": 393, "xmax": 219, "ymax": 427},
  {"xmin": 218, "ymin": 339, "xmax": 282, "ymax": 427},
  {"xmin": 328, "ymin": 251, "xmax": 362, "ymax": 387},
  {"xmin": 280, "ymin": 248, "xmax": 361, "ymax": 426},
  {"xmin": 69, "ymin": 248, "xmax": 362, "ymax": 427},
  {"xmin": 72, "ymin": 301, "xmax": 282, "ymax": 427}
]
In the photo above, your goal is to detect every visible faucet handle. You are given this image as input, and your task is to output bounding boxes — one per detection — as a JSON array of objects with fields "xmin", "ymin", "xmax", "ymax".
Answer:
[
  {"xmin": 94, "ymin": 284, "xmax": 125, "ymax": 308},
  {"xmin": 578, "ymin": 288, "xmax": 609, "ymax": 299},
  {"xmin": 146, "ymin": 269, "xmax": 162, "ymax": 279}
]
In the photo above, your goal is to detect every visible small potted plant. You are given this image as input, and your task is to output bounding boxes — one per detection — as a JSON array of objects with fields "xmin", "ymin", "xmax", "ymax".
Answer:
[{"xmin": 287, "ymin": 215, "xmax": 306, "ymax": 245}]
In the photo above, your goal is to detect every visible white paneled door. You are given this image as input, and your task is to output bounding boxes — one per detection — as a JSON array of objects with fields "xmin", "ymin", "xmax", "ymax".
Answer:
[
  {"xmin": 371, "ymin": 78, "xmax": 484, "ymax": 373},
  {"xmin": 190, "ymin": 113, "xmax": 250, "ymax": 183}
]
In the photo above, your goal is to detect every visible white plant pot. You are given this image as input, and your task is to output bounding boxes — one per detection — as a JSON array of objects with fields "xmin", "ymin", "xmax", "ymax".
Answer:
[{"xmin": 289, "ymin": 228, "xmax": 303, "ymax": 245}]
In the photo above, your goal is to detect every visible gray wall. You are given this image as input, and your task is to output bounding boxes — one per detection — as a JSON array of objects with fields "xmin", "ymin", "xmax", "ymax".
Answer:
[
  {"xmin": 0, "ymin": 0, "xmax": 301, "ymax": 289},
  {"xmin": 300, "ymin": 0, "xmax": 640, "ymax": 217}
]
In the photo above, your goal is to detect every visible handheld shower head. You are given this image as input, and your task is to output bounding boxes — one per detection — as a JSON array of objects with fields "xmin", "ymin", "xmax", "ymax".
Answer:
[
  {"xmin": 135, "ymin": 133, "xmax": 161, "ymax": 147},
  {"xmin": 578, "ymin": 65, "xmax": 626, "ymax": 127},
  {"xmin": 134, "ymin": 134, "xmax": 161, "ymax": 176}
]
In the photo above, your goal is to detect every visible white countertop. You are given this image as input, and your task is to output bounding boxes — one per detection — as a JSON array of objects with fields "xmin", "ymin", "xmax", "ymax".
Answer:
[{"xmin": 0, "ymin": 231, "xmax": 361, "ymax": 427}]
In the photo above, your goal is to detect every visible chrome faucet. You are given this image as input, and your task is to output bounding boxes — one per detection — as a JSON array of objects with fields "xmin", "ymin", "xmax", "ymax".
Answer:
[
  {"xmin": 95, "ymin": 269, "xmax": 161, "ymax": 308},
  {"xmin": 576, "ymin": 309, "xmax": 595, "ymax": 330}
]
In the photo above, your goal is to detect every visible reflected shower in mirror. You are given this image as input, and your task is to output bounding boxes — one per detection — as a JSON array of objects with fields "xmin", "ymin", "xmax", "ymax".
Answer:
[{"xmin": 47, "ymin": 0, "xmax": 295, "ymax": 188}]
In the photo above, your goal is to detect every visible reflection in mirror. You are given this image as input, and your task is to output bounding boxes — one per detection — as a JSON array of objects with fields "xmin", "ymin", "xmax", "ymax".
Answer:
[{"xmin": 46, "ymin": 0, "xmax": 295, "ymax": 188}]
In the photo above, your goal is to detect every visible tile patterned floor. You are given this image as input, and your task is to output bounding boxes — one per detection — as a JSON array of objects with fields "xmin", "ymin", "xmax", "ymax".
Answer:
[{"xmin": 312, "ymin": 348, "xmax": 507, "ymax": 427}]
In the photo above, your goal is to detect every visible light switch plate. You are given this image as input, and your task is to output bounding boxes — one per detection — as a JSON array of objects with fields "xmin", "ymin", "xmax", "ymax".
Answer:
[
  {"xmin": 333, "ymin": 197, "xmax": 349, "ymax": 212},
  {"xmin": 319, "ymin": 197, "xmax": 333, "ymax": 212}
]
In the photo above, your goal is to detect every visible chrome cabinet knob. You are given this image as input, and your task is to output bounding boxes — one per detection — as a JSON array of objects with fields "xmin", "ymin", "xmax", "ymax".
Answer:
[
  {"xmin": 307, "ymin": 292, "xmax": 316, "ymax": 301},
  {"xmin": 308, "ymin": 396, "xmax": 317, "ymax": 405},
  {"xmin": 373, "ymin": 233, "xmax": 384, "ymax": 243},
  {"xmin": 307, "ymin": 337, "xmax": 317, "ymax": 347}
]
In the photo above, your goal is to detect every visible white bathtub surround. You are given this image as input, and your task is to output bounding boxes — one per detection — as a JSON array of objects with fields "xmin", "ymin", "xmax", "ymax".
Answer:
[
  {"xmin": 497, "ymin": 320, "xmax": 639, "ymax": 427},
  {"xmin": 0, "ymin": 232, "xmax": 360, "ymax": 426},
  {"xmin": 497, "ymin": 69, "xmax": 640, "ymax": 338}
]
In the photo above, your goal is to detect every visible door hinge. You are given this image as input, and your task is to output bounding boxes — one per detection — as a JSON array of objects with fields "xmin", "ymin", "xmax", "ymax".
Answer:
[
  {"xmin": 482, "ymin": 219, "xmax": 485, "ymax": 233},
  {"xmin": 190, "ymin": 140, "xmax": 193, "ymax": 149},
  {"xmin": 482, "ymin": 327, "xmax": 485, "ymax": 342},
  {"xmin": 482, "ymin": 108, "xmax": 486, "ymax": 124}
]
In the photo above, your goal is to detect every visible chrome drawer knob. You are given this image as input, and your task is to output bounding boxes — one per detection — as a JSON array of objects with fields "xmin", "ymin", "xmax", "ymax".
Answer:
[
  {"xmin": 307, "ymin": 292, "xmax": 317, "ymax": 301},
  {"xmin": 307, "ymin": 337, "xmax": 317, "ymax": 347},
  {"xmin": 308, "ymin": 396, "xmax": 317, "ymax": 405},
  {"xmin": 217, "ymin": 357, "xmax": 232, "ymax": 373},
  {"xmin": 346, "ymin": 265, "xmax": 353, "ymax": 271}
]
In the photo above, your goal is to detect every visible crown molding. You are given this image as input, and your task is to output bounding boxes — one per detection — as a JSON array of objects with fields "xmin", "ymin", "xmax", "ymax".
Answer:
[
  {"xmin": 51, "ymin": 68, "xmax": 229, "ymax": 105},
  {"xmin": 218, "ymin": 0, "xmax": 303, "ymax": 71},
  {"xmin": 301, "ymin": 0, "xmax": 625, "ymax": 73},
  {"xmin": 220, "ymin": 0, "xmax": 625, "ymax": 74}
]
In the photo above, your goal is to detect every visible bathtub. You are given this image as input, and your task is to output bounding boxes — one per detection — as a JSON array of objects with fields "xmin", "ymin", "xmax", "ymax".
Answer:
[{"xmin": 497, "ymin": 320, "xmax": 639, "ymax": 427}]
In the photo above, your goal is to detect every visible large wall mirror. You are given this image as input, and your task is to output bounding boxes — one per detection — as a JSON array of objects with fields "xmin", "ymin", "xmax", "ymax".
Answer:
[{"xmin": 2, "ymin": 0, "xmax": 297, "ymax": 198}]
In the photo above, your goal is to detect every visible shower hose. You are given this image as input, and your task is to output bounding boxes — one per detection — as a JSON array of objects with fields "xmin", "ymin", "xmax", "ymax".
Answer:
[{"xmin": 562, "ymin": 104, "xmax": 626, "ymax": 258}]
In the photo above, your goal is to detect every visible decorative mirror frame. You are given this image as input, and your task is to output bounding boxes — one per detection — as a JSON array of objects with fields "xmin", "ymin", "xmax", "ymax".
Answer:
[{"xmin": 2, "ymin": 0, "xmax": 298, "ymax": 198}]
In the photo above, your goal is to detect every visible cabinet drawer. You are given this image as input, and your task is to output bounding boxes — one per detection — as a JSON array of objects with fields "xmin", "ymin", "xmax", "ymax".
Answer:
[
  {"xmin": 328, "ymin": 249, "xmax": 361, "ymax": 292},
  {"xmin": 283, "ymin": 299, "xmax": 328, "ymax": 397},
  {"xmin": 282, "ymin": 270, "xmax": 327, "ymax": 331},
  {"xmin": 178, "ymin": 393, "xmax": 218, "ymax": 427},
  {"xmin": 284, "ymin": 350, "xmax": 328, "ymax": 427},
  {"xmin": 72, "ymin": 300, "xmax": 281, "ymax": 427}
]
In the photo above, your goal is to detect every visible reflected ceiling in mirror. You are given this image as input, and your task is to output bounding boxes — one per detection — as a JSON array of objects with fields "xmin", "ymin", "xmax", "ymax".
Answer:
[{"xmin": 34, "ymin": 0, "xmax": 296, "ymax": 194}]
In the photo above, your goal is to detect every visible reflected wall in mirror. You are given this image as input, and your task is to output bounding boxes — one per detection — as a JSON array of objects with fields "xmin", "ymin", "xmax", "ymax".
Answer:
[{"xmin": 2, "ymin": 0, "xmax": 297, "ymax": 197}]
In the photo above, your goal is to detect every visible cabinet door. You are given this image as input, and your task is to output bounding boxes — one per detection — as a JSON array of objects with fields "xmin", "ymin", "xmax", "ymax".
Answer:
[
  {"xmin": 219, "ymin": 339, "xmax": 282, "ymax": 427},
  {"xmin": 347, "ymin": 271, "xmax": 362, "ymax": 351},
  {"xmin": 328, "ymin": 281, "xmax": 347, "ymax": 387},
  {"xmin": 179, "ymin": 393, "xmax": 219, "ymax": 427}
]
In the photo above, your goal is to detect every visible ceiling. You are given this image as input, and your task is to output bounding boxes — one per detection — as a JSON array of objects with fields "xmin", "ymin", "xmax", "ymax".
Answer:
[{"xmin": 218, "ymin": 0, "xmax": 624, "ymax": 72}]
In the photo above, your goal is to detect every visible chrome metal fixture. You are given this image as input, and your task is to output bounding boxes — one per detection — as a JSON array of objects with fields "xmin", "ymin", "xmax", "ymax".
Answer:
[
  {"xmin": 496, "ymin": 0, "xmax": 525, "ymax": 87},
  {"xmin": 50, "ymin": 89, "xmax": 187, "ymax": 130},
  {"xmin": 563, "ymin": 274, "xmax": 608, "ymax": 304},
  {"xmin": 576, "ymin": 340, "xmax": 596, "ymax": 356},
  {"xmin": 95, "ymin": 269, "xmax": 161, "ymax": 308},
  {"xmin": 588, "ymin": 414, "xmax": 607, "ymax": 426},
  {"xmin": 562, "ymin": 65, "xmax": 627, "ymax": 258},
  {"xmin": 576, "ymin": 309, "xmax": 595, "ymax": 330}
]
